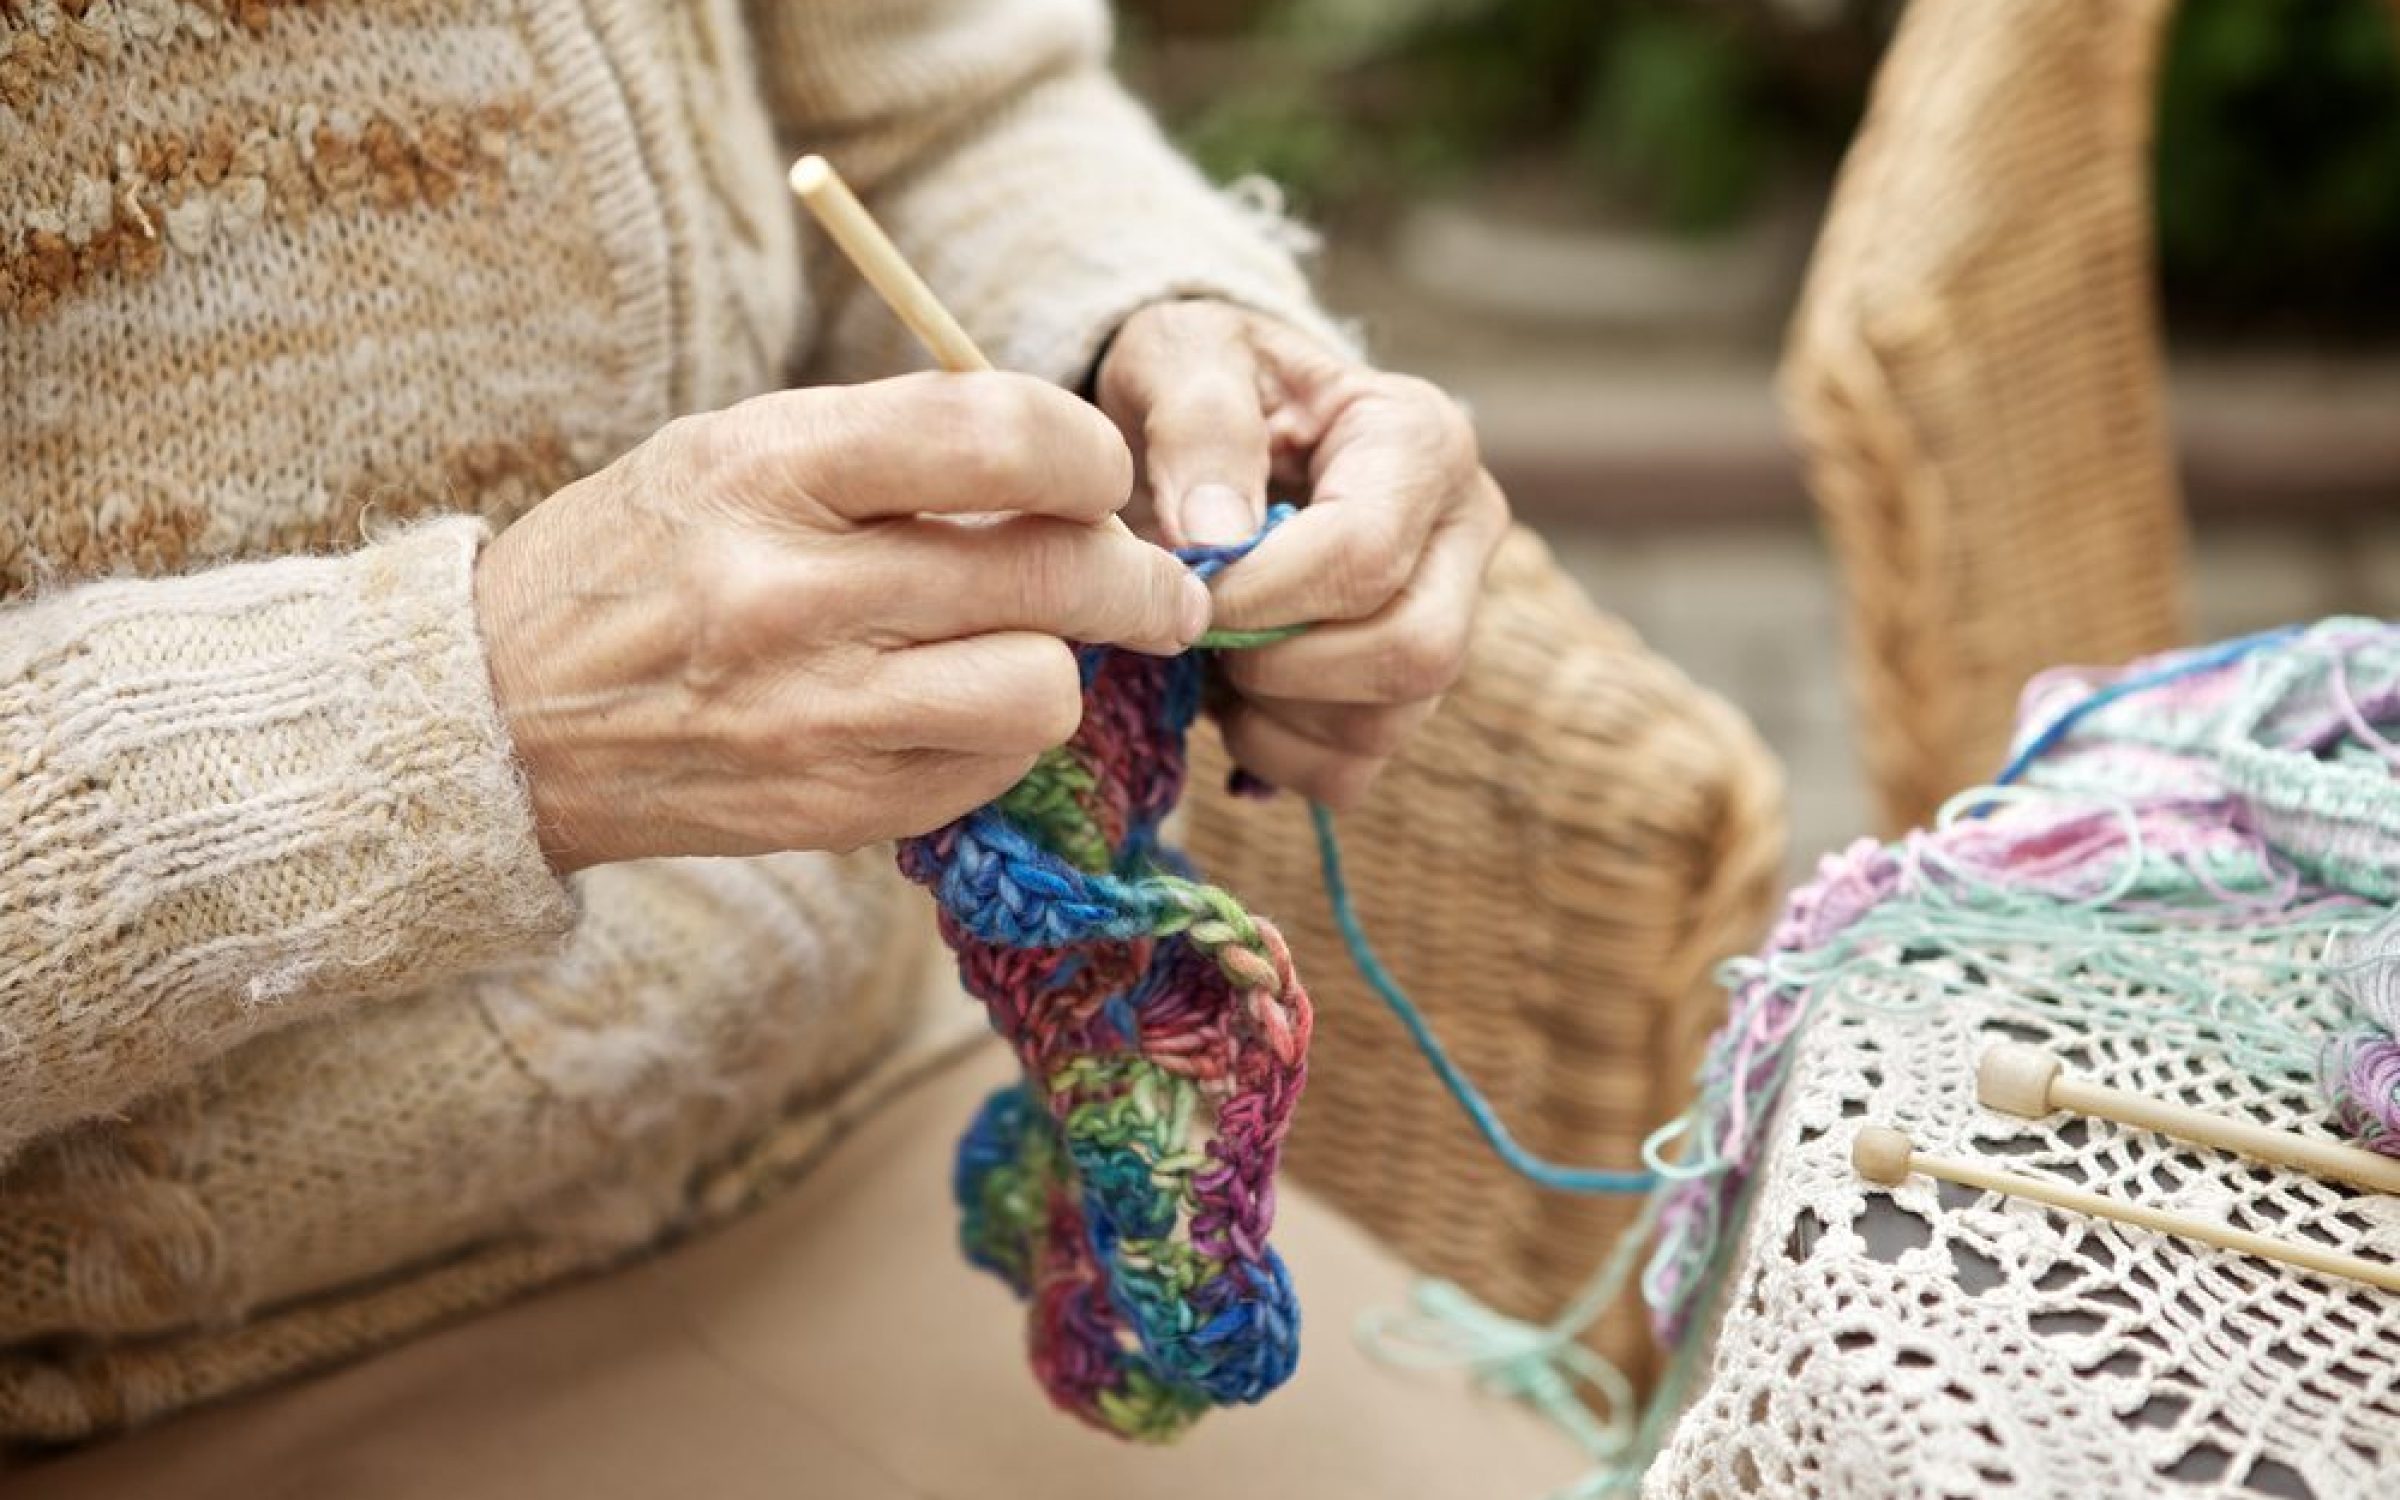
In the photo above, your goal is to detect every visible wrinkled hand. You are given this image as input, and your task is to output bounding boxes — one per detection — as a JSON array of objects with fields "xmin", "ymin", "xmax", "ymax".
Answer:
[
  {"xmin": 1095, "ymin": 300, "xmax": 1509, "ymax": 806},
  {"xmin": 476, "ymin": 373, "xmax": 1207, "ymax": 871}
]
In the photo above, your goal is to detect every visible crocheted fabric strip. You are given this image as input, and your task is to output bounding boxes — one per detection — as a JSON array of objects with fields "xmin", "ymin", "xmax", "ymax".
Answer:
[{"xmin": 896, "ymin": 526, "xmax": 1312, "ymax": 1441}]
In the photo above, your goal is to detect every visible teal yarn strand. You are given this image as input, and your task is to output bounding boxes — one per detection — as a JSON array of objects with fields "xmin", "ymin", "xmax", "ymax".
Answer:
[
  {"xmin": 1310, "ymin": 802, "xmax": 1657, "ymax": 1196},
  {"xmin": 1187, "ymin": 519, "xmax": 1656, "ymax": 1198},
  {"xmin": 1356, "ymin": 1195, "xmax": 1664, "ymax": 1493}
]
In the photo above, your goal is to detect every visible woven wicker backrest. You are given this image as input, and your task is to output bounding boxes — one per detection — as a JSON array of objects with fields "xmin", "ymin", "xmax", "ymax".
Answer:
[
  {"xmin": 1186, "ymin": 528, "xmax": 1785, "ymax": 1381},
  {"xmin": 1782, "ymin": 0, "xmax": 2194, "ymax": 833}
]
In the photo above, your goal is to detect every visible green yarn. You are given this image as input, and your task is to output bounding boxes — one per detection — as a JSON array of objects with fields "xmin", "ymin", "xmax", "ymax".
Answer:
[
  {"xmin": 995, "ymin": 747, "xmax": 1113, "ymax": 872},
  {"xmin": 1197, "ymin": 623, "xmax": 1308, "ymax": 650}
]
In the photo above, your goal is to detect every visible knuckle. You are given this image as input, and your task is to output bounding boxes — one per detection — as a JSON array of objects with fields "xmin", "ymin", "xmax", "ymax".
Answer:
[
  {"xmin": 1138, "ymin": 553, "xmax": 1193, "ymax": 642},
  {"xmin": 888, "ymin": 376, "xmax": 1019, "ymax": 489},
  {"xmin": 1331, "ymin": 525, "xmax": 1411, "ymax": 615},
  {"xmin": 702, "ymin": 531, "xmax": 821, "ymax": 635},
  {"xmin": 1439, "ymin": 399, "xmax": 1482, "ymax": 473},
  {"xmin": 1388, "ymin": 373, "xmax": 1481, "ymax": 469},
  {"xmin": 1476, "ymin": 468, "xmax": 1513, "ymax": 530},
  {"xmin": 964, "ymin": 376, "xmax": 1130, "ymax": 508},
  {"xmin": 1379, "ymin": 624, "xmax": 1467, "ymax": 700},
  {"xmin": 1147, "ymin": 370, "xmax": 1247, "ymax": 438},
  {"xmin": 843, "ymin": 689, "xmax": 922, "ymax": 755},
  {"xmin": 1014, "ymin": 638, "xmax": 1085, "ymax": 746},
  {"xmin": 657, "ymin": 409, "xmax": 736, "ymax": 481},
  {"xmin": 1081, "ymin": 402, "xmax": 1137, "ymax": 500},
  {"xmin": 961, "ymin": 390, "xmax": 1044, "ymax": 488},
  {"xmin": 1005, "ymin": 532, "xmax": 1078, "ymax": 630},
  {"xmin": 679, "ymin": 542, "xmax": 786, "ymax": 669}
]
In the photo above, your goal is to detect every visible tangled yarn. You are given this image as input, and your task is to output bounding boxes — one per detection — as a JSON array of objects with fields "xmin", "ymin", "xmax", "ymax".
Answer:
[
  {"xmin": 1639, "ymin": 617, "xmax": 2400, "ymax": 1344},
  {"xmin": 1348, "ymin": 618, "xmax": 2400, "ymax": 1500},
  {"xmin": 896, "ymin": 511, "xmax": 1313, "ymax": 1441}
]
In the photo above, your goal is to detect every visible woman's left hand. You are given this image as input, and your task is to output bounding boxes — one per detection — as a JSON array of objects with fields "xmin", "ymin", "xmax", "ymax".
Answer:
[{"xmin": 1094, "ymin": 300, "xmax": 1510, "ymax": 807}]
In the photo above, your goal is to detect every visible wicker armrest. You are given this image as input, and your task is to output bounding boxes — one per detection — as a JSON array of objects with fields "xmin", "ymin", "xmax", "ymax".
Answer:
[
  {"xmin": 1779, "ymin": 0, "xmax": 2190, "ymax": 832},
  {"xmin": 1185, "ymin": 525, "xmax": 1785, "ymax": 1384}
]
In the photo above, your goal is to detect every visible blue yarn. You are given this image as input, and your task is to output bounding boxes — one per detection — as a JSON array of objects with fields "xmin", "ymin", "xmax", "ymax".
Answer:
[
  {"xmin": 1987, "ymin": 624, "xmax": 2305, "ymax": 791},
  {"xmin": 1308, "ymin": 802, "xmax": 1657, "ymax": 1196},
  {"xmin": 952, "ymin": 1083, "xmax": 1046, "ymax": 1289},
  {"xmin": 1179, "ymin": 502, "xmax": 1299, "ymax": 579},
  {"xmin": 960, "ymin": 499, "xmax": 1655, "ymax": 1294}
]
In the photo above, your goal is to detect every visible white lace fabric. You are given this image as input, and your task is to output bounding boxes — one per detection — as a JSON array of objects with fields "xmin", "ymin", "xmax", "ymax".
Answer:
[{"xmin": 1644, "ymin": 942, "xmax": 2400, "ymax": 1498}]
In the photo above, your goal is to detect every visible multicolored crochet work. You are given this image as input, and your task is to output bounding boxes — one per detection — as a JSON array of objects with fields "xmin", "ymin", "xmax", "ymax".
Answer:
[{"xmin": 896, "ymin": 516, "xmax": 1313, "ymax": 1442}]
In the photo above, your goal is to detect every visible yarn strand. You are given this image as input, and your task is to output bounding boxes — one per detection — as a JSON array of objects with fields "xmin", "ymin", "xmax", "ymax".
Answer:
[{"xmin": 1312, "ymin": 803, "xmax": 1658, "ymax": 1195}]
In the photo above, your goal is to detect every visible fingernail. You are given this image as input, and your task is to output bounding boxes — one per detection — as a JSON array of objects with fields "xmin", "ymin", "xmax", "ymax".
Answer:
[
  {"xmin": 1181, "ymin": 483, "xmax": 1254, "ymax": 546},
  {"xmin": 1180, "ymin": 576, "xmax": 1214, "ymax": 645}
]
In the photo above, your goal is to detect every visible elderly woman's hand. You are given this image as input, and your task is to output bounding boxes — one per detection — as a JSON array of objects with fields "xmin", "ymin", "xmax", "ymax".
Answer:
[
  {"xmin": 1095, "ymin": 301, "xmax": 1509, "ymax": 807},
  {"xmin": 475, "ymin": 373, "xmax": 1206, "ymax": 872}
]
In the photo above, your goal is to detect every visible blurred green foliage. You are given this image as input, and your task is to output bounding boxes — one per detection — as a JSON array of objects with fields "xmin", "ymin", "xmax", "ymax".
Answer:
[
  {"xmin": 1145, "ymin": 0, "xmax": 1883, "ymax": 235},
  {"xmin": 1134, "ymin": 0, "xmax": 2400, "ymax": 331},
  {"xmin": 2157, "ymin": 0, "xmax": 2400, "ymax": 331}
]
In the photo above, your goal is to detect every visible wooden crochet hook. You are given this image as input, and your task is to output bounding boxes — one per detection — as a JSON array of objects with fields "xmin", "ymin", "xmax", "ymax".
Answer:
[
  {"xmin": 788, "ymin": 154, "xmax": 992, "ymax": 375},
  {"xmin": 1852, "ymin": 1125, "xmax": 2400, "ymax": 1294},
  {"xmin": 786, "ymin": 154, "xmax": 1138, "ymax": 542},
  {"xmin": 1978, "ymin": 1042, "xmax": 2400, "ymax": 1196}
]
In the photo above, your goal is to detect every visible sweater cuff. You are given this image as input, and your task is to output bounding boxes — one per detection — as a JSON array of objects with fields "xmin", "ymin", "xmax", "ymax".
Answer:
[
  {"xmin": 12, "ymin": 518, "xmax": 575, "ymax": 1014},
  {"xmin": 819, "ymin": 71, "xmax": 1358, "ymax": 390}
]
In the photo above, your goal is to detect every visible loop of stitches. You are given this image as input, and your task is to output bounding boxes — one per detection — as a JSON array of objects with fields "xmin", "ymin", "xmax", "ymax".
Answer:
[{"xmin": 897, "ymin": 520, "xmax": 1313, "ymax": 1441}]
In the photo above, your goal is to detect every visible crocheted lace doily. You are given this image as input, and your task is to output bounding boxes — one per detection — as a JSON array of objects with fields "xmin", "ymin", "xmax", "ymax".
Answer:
[{"xmin": 1644, "ymin": 931, "xmax": 2400, "ymax": 1497}]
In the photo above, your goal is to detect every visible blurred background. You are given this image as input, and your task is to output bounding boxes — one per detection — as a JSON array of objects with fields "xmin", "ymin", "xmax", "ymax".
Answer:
[{"xmin": 1121, "ymin": 0, "xmax": 2400, "ymax": 866}]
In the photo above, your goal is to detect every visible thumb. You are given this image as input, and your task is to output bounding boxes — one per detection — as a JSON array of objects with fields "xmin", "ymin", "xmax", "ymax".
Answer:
[{"xmin": 1140, "ymin": 365, "xmax": 1272, "ymax": 550}]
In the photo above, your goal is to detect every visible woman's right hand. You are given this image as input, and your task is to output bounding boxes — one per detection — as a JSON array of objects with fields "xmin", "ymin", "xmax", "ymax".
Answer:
[{"xmin": 474, "ymin": 372, "xmax": 1210, "ymax": 873}]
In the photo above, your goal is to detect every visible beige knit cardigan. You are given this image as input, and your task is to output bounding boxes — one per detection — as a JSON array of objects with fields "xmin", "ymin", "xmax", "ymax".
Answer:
[{"xmin": 0, "ymin": 0, "xmax": 1337, "ymax": 1446}]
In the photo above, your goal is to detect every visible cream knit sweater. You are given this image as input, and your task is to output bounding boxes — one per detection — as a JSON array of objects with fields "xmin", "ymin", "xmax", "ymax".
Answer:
[{"xmin": 0, "ymin": 0, "xmax": 1334, "ymax": 1446}]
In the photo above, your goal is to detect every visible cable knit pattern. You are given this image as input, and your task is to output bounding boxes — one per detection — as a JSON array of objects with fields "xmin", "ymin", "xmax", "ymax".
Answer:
[{"xmin": 0, "ymin": 0, "xmax": 1335, "ymax": 1446}]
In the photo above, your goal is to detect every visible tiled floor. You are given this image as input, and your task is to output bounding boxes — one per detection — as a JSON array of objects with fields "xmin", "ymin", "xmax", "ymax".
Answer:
[{"xmin": 1533, "ymin": 515, "xmax": 2400, "ymax": 876}]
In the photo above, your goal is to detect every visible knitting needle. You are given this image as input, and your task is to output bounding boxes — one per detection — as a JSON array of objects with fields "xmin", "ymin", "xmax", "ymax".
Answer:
[
  {"xmin": 786, "ymin": 154, "xmax": 1139, "ymax": 542},
  {"xmin": 1851, "ymin": 1125, "xmax": 2400, "ymax": 1294},
  {"xmin": 1978, "ymin": 1042, "xmax": 2400, "ymax": 1196}
]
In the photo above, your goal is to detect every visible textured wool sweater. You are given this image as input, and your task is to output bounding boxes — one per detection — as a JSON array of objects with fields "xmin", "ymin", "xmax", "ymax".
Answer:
[{"xmin": 0, "ymin": 0, "xmax": 1335, "ymax": 1445}]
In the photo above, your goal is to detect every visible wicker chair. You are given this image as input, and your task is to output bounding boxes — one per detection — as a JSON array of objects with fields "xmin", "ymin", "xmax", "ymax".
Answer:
[
  {"xmin": 1781, "ymin": 0, "xmax": 2196, "ymax": 834},
  {"xmin": 1187, "ymin": 526, "xmax": 1787, "ymax": 1385}
]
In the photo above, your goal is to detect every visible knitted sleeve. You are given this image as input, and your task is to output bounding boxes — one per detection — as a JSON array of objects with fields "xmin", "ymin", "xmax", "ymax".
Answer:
[
  {"xmin": 746, "ymin": 0, "xmax": 1353, "ymax": 386},
  {"xmin": 0, "ymin": 517, "xmax": 577, "ymax": 1160}
]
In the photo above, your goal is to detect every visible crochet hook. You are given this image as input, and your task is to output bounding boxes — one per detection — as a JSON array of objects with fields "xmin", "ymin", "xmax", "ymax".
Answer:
[
  {"xmin": 788, "ymin": 154, "xmax": 992, "ymax": 375},
  {"xmin": 787, "ymin": 154, "xmax": 1139, "ymax": 541},
  {"xmin": 1977, "ymin": 1042, "xmax": 2400, "ymax": 1196},
  {"xmin": 1851, "ymin": 1125, "xmax": 2400, "ymax": 1294}
]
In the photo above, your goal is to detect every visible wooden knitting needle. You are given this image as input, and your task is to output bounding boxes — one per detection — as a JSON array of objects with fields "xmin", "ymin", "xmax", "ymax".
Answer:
[
  {"xmin": 1978, "ymin": 1042, "xmax": 2400, "ymax": 1196},
  {"xmin": 786, "ymin": 154, "xmax": 1137, "ymax": 541},
  {"xmin": 1852, "ymin": 1125, "xmax": 2400, "ymax": 1294}
]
